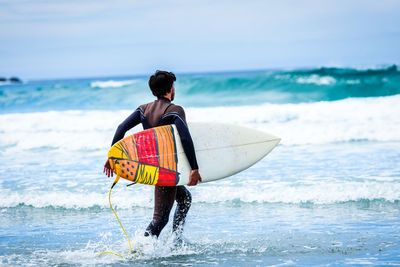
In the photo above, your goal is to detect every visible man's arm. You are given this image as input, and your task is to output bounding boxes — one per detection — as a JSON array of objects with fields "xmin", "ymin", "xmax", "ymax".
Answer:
[
  {"xmin": 170, "ymin": 113, "xmax": 198, "ymax": 170},
  {"xmin": 160, "ymin": 107, "xmax": 202, "ymax": 185},
  {"xmin": 111, "ymin": 108, "xmax": 143, "ymax": 146},
  {"xmin": 161, "ymin": 108, "xmax": 198, "ymax": 170},
  {"xmin": 104, "ymin": 108, "xmax": 142, "ymax": 177}
]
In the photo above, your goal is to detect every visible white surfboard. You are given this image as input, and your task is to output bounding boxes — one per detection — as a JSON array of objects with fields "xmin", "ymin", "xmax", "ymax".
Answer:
[
  {"xmin": 108, "ymin": 122, "xmax": 280, "ymax": 186},
  {"xmin": 175, "ymin": 122, "xmax": 280, "ymax": 185}
]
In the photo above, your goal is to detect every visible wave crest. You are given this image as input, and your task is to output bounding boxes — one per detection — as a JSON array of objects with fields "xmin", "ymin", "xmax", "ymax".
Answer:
[
  {"xmin": 90, "ymin": 80, "xmax": 137, "ymax": 88},
  {"xmin": 1, "ymin": 177, "xmax": 399, "ymax": 209},
  {"xmin": 0, "ymin": 95, "xmax": 399, "ymax": 154}
]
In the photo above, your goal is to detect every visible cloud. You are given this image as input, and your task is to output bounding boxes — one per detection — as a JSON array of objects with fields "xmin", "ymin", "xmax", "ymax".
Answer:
[{"xmin": 0, "ymin": 0, "xmax": 399, "ymax": 78}]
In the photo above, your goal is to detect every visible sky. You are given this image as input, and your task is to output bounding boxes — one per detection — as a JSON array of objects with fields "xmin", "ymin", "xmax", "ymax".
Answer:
[{"xmin": 0, "ymin": 0, "xmax": 399, "ymax": 79}]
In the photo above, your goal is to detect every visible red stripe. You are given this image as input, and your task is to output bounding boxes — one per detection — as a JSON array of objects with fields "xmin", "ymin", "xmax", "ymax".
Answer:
[
  {"xmin": 134, "ymin": 129, "xmax": 159, "ymax": 166},
  {"xmin": 156, "ymin": 168, "xmax": 177, "ymax": 186}
]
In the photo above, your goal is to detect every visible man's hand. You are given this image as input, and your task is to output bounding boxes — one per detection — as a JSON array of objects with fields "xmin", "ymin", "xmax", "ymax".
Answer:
[
  {"xmin": 103, "ymin": 159, "xmax": 113, "ymax": 177},
  {"xmin": 188, "ymin": 169, "xmax": 202, "ymax": 186}
]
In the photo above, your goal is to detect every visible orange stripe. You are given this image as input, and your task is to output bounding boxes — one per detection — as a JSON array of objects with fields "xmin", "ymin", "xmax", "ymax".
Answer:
[
  {"xmin": 155, "ymin": 126, "xmax": 176, "ymax": 172},
  {"xmin": 122, "ymin": 135, "xmax": 139, "ymax": 161}
]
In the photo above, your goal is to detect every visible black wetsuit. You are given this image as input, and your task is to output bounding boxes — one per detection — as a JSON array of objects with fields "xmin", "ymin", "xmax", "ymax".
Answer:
[{"xmin": 111, "ymin": 97, "xmax": 198, "ymax": 237}]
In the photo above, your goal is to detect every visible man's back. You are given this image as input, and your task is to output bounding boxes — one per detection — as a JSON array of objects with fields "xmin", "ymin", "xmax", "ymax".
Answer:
[{"xmin": 140, "ymin": 97, "xmax": 186, "ymax": 128}]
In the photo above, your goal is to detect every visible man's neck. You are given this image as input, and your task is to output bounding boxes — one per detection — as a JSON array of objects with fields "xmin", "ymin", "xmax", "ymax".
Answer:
[{"xmin": 158, "ymin": 96, "xmax": 171, "ymax": 102}]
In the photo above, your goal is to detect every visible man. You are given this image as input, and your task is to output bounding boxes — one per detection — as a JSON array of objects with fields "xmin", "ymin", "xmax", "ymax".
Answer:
[{"xmin": 104, "ymin": 70, "xmax": 202, "ymax": 240}]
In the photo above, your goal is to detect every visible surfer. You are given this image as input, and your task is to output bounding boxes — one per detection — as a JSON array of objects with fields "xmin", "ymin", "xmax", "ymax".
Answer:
[{"xmin": 104, "ymin": 70, "xmax": 202, "ymax": 242}]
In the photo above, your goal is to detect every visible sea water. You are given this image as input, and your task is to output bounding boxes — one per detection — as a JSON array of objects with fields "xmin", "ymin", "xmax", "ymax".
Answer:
[{"xmin": 0, "ymin": 66, "xmax": 400, "ymax": 266}]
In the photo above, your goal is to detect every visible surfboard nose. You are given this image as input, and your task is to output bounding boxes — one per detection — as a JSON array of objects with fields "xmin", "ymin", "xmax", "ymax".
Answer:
[
  {"xmin": 246, "ymin": 127, "xmax": 281, "ymax": 151},
  {"xmin": 251, "ymin": 131, "xmax": 281, "ymax": 160},
  {"xmin": 180, "ymin": 122, "xmax": 281, "ymax": 183},
  {"xmin": 265, "ymin": 136, "xmax": 281, "ymax": 148}
]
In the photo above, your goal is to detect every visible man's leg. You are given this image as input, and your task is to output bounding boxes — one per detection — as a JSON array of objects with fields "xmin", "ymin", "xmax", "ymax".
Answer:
[
  {"xmin": 145, "ymin": 186, "xmax": 176, "ymax": 237},
  {"xmin": 172, "ymin": 186, "xmax": 192, "ymax": 236}
]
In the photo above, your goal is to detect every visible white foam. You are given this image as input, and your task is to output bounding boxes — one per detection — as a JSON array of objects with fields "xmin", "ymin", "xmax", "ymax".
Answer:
[
  {"xmin": 193, "ymin": 179, "xmax": 400, "ymax": 204},
  {"xmin": 0, "ymin": 95, "xmax": 399, "ymax": 155},
  {"xmin": 0, "ymin": 177, "xmax": 399, "ymax": 208},
  {"xmin": 0, "ymin": 81, "xmax": 12, "ymax": 86},
  {"xmin": 346, "ymin": 79, "xmax": 361, "ymax": 84},
  {"xmin": 187, "ymin": 94, "xmax": 400, "ymax": 145},
  {"xmin": 296, "ymin": 75, "xmax": 336, "ymax": 85},
  {"xmin": 0, "ymin": 184, "xmax": 154, "ymax": 209},
  {"xmin": 0, "ymin": 232, "xmax": 197, "ymax": 265},
  {"xmin": 90, "ymin": 79, "xmax": 137, "ymax": 88},
  {"xmin": 0, "ymin": 110, "xmax": 142, "ymax": 153}
]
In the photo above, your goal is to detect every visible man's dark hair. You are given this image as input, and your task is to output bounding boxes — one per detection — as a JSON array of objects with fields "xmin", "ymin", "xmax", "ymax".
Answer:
[{"xmin": 148, "ymin": 70, "xmax": 176, "ymax": 98}]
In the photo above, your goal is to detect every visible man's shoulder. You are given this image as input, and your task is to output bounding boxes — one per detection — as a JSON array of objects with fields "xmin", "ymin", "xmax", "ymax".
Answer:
[
  {"xmin": 139, "ymin": 101, "xmax": 153, "ymax": 111},
  {"xmin": 162, "ymin": 103, "xmax": 186, "ymax": 122},
  {"xmin": 166, "ymin": 103, "xmax": 185, "ymax": 116}
]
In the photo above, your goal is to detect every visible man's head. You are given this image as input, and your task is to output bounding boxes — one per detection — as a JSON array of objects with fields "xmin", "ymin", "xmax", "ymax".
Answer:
[{"xmin": 148, "ymin": 70, "xmax": 176, "ymax": 101}]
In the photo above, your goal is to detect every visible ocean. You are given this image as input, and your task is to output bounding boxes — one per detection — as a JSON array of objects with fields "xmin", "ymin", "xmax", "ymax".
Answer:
[{"xmin": 0, "ymin": 66, "xmax": 399, "ymax": 266}]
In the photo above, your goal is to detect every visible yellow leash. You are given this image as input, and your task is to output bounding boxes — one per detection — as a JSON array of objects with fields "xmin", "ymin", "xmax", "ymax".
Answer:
[{"xmin": 98, "ymin": 164, "xmax": 132, "ymax": 258}]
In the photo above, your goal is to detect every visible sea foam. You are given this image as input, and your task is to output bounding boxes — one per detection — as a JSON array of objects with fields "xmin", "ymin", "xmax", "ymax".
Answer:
[
  {"xmin": 90, "ymin": 79, "xmax": 137, "ymax": 88},
  {"xmin": 1, "ymin": 95, "xmax": 399, "ymax": 155},
  {"xmin": 296, "ymin": 75, "xmax": 336, "ymax": 85},
  {"xmin": 188, "ymin": 94, "xmax": 400, "ymax": 145},
  {"xmin": 0, "ymin": 177, "xmax": 399, "ymax": 209}
]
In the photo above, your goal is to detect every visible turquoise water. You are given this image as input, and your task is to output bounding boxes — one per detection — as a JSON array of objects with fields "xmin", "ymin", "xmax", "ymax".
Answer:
[
  {"xmin": 1, "ymin": 66, "xmax": 400, "ymax": 265},
  {"xmin": 1, "ymin": 65, "xmax": 400, "ymax": 112}
]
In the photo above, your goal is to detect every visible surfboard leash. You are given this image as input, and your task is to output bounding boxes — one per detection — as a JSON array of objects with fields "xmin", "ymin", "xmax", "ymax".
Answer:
[{"xmin": 98, "ymin": 161, "xmax": 133, "ymax": 258}]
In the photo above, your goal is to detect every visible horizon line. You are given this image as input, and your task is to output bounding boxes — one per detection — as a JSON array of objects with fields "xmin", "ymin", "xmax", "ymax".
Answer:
[{"xmin": 4, "ymin": 63, "xmax": 399, "ymax": 82}]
